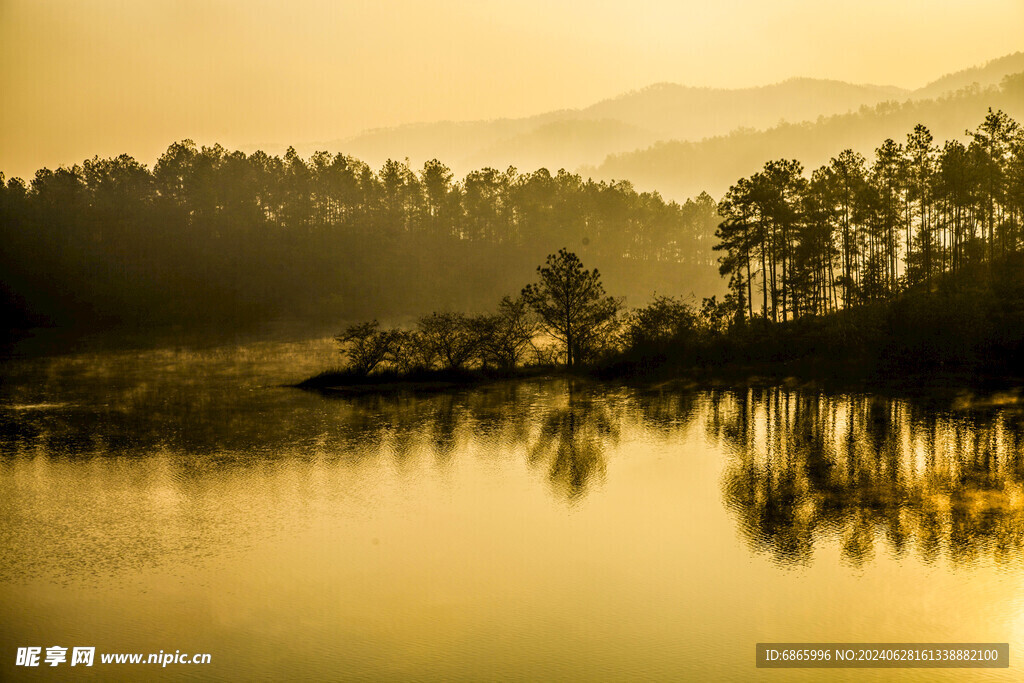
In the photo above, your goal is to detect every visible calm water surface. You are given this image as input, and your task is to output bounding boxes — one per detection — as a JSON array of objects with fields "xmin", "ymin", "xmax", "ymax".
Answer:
[{"xmin": 2, "ymin": 338, "xmax": 1024, "ymax": 680}]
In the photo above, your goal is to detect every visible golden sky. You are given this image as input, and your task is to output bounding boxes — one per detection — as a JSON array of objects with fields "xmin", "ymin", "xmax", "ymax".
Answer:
[{"xmin": 1, "ymin": 0, "xmax": 1022, "ymax": 181}]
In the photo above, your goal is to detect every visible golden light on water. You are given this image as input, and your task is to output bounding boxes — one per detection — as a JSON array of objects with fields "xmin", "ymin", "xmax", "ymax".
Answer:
[{"xmin": 3, "ymin": 2, "xmax": 1024, "ymax": 677}]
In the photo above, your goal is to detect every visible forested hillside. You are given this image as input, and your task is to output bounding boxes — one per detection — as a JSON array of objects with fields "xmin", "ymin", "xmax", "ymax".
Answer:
[
  {"xmin": 0, "ymin": 148, "xmax": 721, "ymax": 333},
  {"xmin": 713, "ymin": 109, "xmax": 1023, "ymax": 322},
  {"xmin": 3, "ymin": 56, "xmax": 1020, "ymax": 340},
  {"xmin": 599, "ymin": 107, "xmax": 1024, "ymax": 379}
]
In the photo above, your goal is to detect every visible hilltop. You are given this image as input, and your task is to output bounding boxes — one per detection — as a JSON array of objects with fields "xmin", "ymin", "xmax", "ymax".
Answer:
[
  {"xmin": 274, "ymin": 52, "xmax": 1024, "ymax": 182},
  {"xmin": 591, "ymin": 74, "xmax": 1024, "ymax": 199}
]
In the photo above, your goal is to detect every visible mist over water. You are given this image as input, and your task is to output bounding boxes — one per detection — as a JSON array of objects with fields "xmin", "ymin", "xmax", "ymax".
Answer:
[{"xmin": 2, "ymin": 339, "xmax": 1024, "ymax": 679}]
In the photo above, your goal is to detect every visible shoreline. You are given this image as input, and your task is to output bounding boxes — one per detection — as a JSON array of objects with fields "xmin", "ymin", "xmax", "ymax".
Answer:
[
  {"xmin": 295, "ymin": 358, "xmax": 1024, "ymax": 409},
  {"xmin": 294, "ymin": 365, "xmax": 567, "ymax": 395}
]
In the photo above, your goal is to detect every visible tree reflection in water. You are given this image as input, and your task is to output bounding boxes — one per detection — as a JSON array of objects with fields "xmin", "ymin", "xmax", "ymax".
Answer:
[
  {"xmin": 708, "ymin": 388, "xmax": 1024, "ymax": 567},
  {"xmin": 8, "ymin": 344, "xmax": 1024, "ymax": 551},
  {"xmin": 0, "ymin": 366, "xmax": 627, "ymax": 502},
  {"xmin": 528, "ymin": 385, "xmax": 618, "ymax": 501},
  {"xmin": 335, "ymin": 381, "xmax": 621, "ymax": 501}
]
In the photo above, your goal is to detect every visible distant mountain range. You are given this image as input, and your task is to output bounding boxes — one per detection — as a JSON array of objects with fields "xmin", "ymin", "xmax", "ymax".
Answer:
[
  {"xmin": 591, "ymin": 77, "xmax": 1023, "ymax": 201},
  {"xmin": 270, "ymin": 51, "xmax": 1024, "ymax": 199}
]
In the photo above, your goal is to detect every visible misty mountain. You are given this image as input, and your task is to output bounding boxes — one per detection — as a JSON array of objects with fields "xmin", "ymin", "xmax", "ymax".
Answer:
[
  {"xmin": 282, "ymin": 52, "xmax": 1022, "ymax": 180},
  {"xmin": 565, "ymin": 78, "xmax": 906, "ymax": 140},
  {"xmin": 912, "ymin": 51, "xmax": 1024, "ymax": 100},
  {"xmin": 590, "ymin": 75, "xmax": 1024, "ymax": 200},
  {"xmin": 305, "ymin": 79, "xmax": 906, "ymax": 175},
  {"xmin": 463, "ymin": 119, "xmax": 658, "ymax": 172}
]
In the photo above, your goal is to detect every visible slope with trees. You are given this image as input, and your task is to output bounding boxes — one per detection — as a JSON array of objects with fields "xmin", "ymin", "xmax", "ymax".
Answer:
[
  {"xmin": 0, "ymin": 150, "xmax": 722, "ymax": 335},
  {"xmin": 306, "ymin": 101, "xmax": 1024, "ymax": 390},
  {"xmin": 712, "ymin": 109, "xmax": 1022, "ymax": 323},
  {"xmin": 607, "ymin": 108, "xmax": 1024, "ymax": 381}
]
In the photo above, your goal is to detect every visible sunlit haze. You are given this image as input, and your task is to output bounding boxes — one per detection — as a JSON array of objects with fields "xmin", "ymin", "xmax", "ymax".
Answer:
[
  {"xmin": 4, "ymin": 3, "xmax": 1024, "ymax": 680},
  {"xmin": 1, "ymin": 0, "xmax": 1022, "ymax": 180}
]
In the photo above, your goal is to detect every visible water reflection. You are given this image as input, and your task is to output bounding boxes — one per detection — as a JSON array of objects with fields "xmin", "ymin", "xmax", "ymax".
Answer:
[
  {"xmin": 528, "ymin": 387, "xmax": 618, "ymax": 500},
  {"xmin": 708, "ymin": 388, "xmax": 1024, "ymax": 567},
  {"xmin": 5, "ymin": 340, "xmax": 1024, "ymax": 572},
  {"xmin": 10, "ymin": 344, "xmax": 1024, "ymax": 681},
  {"xmin": 0, "ymin": 341, "xmax": 622, "ymax": 502},
  {"xmin": 303, "ymin": 381, "xmax": 620, "ymax": 502}
]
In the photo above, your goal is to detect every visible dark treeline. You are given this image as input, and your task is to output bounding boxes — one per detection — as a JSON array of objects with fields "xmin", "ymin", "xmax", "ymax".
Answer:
[
  {"xmin": 325, "ymin": 109, "xmax": 1024, "ymax": 385},
  {"xmin": 605, "ymin": 108, "xmax": 1024, "ymax": 379},
  {"xmin": 715, "ymin": 109, "xmax": 1023, "ymax": 321},
  {"xmin": 309, "ymin": 248, "xmax": 625, "ymax": 383},
  {"xmin": 0, "ymin": 144, "xmax": 720, "ymax": 332}
]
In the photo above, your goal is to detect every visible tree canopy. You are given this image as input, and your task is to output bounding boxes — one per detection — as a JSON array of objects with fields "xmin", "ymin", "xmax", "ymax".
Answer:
[
  {"xmin": 522, "ymin": 249, "xmax": 622, "ymax": 367},
  {"xmin": 0, "ymin": 146, "xmax": 720, "ymax": 331},
  {"xmin": 714, "ymin": 109, "xmax": 1023, "ymax": 322}
]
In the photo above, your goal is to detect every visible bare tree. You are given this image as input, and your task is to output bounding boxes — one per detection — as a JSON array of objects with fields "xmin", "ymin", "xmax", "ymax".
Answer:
[
  {"xmin": 334, "ymin": 320, "xmax": 395, "ymax": 375},
  {"xmin": 417, "ymin": 312, "xmax": 479, "ymax": 371},
  {"xmin": 476, "ymin": 295, "xmax": 537, "ymax": 369}
]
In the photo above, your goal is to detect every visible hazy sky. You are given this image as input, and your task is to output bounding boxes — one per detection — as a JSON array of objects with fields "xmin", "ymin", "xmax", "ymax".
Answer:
[{"xmin": 1, "ymin": 0, "xmax": 1022, "ymax": 180}]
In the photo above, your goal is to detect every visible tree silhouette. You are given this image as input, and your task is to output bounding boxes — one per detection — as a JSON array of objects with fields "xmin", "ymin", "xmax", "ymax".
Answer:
[
  {"xmin": 712, "ymin": 110, "xmax": 1023, "ymax": 323},
  {"xmin": 335, "ymin": 320, "xmax": 395, "ymax": 375},
  {"xmin": 476, "ymin": 295, "xmax": 537, "ymax": 369},
  {"xmin": 521, "ymin": 249, "xmax": 621, "ymax": 367},
  {"xmin": 416, "ymin": 312, "xmax": 479, "ymax": 371},
  {"xmin": 0, "ymin": 142, "xmax": 715, "ymax": 332}
]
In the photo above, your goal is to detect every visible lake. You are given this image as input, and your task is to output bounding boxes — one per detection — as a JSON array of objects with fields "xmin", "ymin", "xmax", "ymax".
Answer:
[{"xmin": 2, "ymin": 337, "xmax": 1023, "ymax": 680}]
